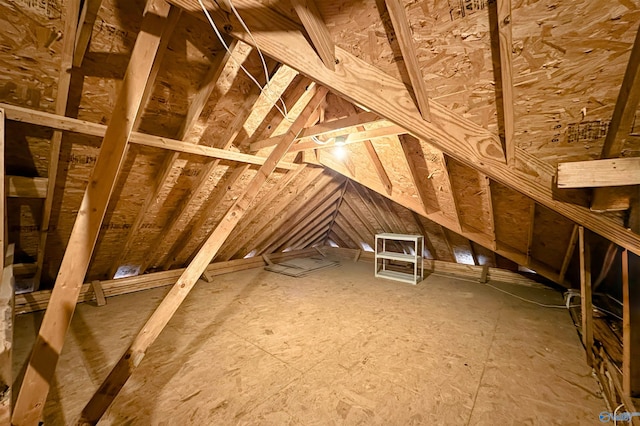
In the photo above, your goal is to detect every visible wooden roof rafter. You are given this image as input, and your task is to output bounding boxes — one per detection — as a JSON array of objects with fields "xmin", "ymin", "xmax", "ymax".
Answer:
[
  {"xmin": 410, "ymin": 212, "xmax": 437, "ymax": 260},
  {"xmin": 591, "ymin": 24, "xmax": 640, "ymax": 211},
  {"xmin": 290, "ymin": 0, "xmax": 335, "ymax": 71},
  {"xmin": 146, "ymin": 60, "xmax": 289, "ymax": 271},
  {"xmin": 382, "ymin": 0, "xmax": 431, "ymax": 121},
  {"xmin": 488, "ymin": 0, "xmax": 515, "ymax": 165},
  {"xmin": 169, "ymin": 0, "xmax": 640, "ymax": 253},
  {"xmin": 79, "ymin": 84, "xmax": 330, "ymax": 425},
  {"xmin": 249, "ymin": 110, "xmax": 383, "ymax": 151},
  {"xmin": 73, "ymin": 0, "xmax": 104, "ymax": 67},
  {"xmin": 33, "ymin": 0, "xmax": 81, "ymax": 289},
  {"xmin": 252, "ymin": 175, "xmax": 344, "ymax": 257},
  {"xmin": 216, "ymin": 167, "xmax": 330, "ymax": 260},
  {"xmin": 0, "ymin": 103, "xmax": 300, "ymax": 170},
  {"xmin": 317, "ymin": 156, "xmax": 569, "ymax": 286},
  {"xmin": 13, "ymin": 1, "xmax": 175, "ymax": 422}
]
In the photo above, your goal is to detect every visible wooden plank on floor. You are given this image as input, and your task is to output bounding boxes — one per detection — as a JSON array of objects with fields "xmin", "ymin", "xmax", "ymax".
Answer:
[
  {"xmin": 78, "ymin": 86, "xmax": 329, "ymax": 423},
  {"xmin": 11, "ymin": 2, "xmax": 174, "ymax": 424}
]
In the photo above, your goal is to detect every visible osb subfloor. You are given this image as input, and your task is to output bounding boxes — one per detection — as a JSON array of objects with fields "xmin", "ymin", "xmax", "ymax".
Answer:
[{"xmin": 14, "ymin": 261, "xmax": 604, "ymax": 425}]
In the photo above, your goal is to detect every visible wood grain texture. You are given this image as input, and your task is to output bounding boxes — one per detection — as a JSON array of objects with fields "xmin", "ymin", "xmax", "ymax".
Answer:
[
  {"xmin": 73, "ymin": 0, "xmax": 104, "ymax": 67},
  {"xmin": 291, "ymin": 0, "xmax": 335, "ymax": 70},
  {"xmin": 558, "ymin": 157, "xmax": 640, "ymax": 188},
  {"xmin": 34, "ymin": 0, "xmax": 80, "ymax": 288},
  {"xmin": 623, "ymin": 249, "xmax": 640, "ymax": 397},
  {"xmin": 579, "ymin": 226, "xmax": 593, "ymax": 367},
  {"xmin": 11, "ymin": 1, "xmax": 173, "ymax": 424},
  {"xmin": 383, "ymin": 0, "xmax": 431, "ymax": 121},
  {"xmin": 592, "ymin": 25, "xmax": 640, "ymax": 209},
  {"xmin": 0, "ymin": 103, "xmax": 298, "ymax": 170},
  {"xmin": 168, "ymin": 0, "xmax": 640, "ymax": 253},
  {"xmin": 78, "ymin": 87, "xmax": 328, "ymax": 423},
  {"xmin": 489, "ymin": 0, "xmax": 515, "ymax": 164}
]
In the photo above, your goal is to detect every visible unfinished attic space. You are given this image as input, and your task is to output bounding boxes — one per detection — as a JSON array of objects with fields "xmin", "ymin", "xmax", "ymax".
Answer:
[{"xmin": 1, "ymin": 0, "xmax": 640, "ymax": 424}]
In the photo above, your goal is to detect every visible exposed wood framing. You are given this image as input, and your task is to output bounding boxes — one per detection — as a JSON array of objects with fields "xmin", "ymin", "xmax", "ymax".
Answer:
[
  {"xmin": 383, "ymin": 0, "xmax": 431, "ymax": 121},
  {"xmin": 215, "ymin": 166, "xmax": 318, "ymax": 259},
  {"xmin": 342, "ymin": 195, "xmax": 378, "ymax": 240},
  {"xmin": 135, "ymin": 8, "xmax": 182, "ymax": 130},
  {"xmin": 479, "ymin": 174, "xmax": 497, "ymax": 249},
  {"xmin": 579, "ymin": 226, "xmax": 593, "ymax": 367},
  {"xmin": 592, "ymin": 25, "xmax": 640, "ymax": 211},
  {"xmin": 341, "ymin": 198, "xmax": 376, "ymax": 242},
  {"xmin": 488, "ymin": 0, "xmax": 515, "ymax": 165},
  {"xmin": 73, "ymin": 0, "xmax": 104, "ymax": 67},
  {"xmin": 290, "ymin": 124, "xmax": 405, "ymax": 152},
  {"xmin": 217, "ymin": 168, "xmax": 328, "ymax": 260},
  {"xmin": 250, "ymin": 111, "xmax": 382, "ymax": 151},
  {"xmin": 348, "ymin": 180, "xmax": 395, "ymax": 232},
  {"xmin": 399, "ymin": 135, "xmax": 428, "ymax": 213},
  {"xmin": 443, "ymin": 155, "xmax": 463, "ymax": 232},
  {"xmin": 623, "ymin": 249, "xmax": 640, "ymax": 397},
  {"xmin": 90, "ymin": 279, "xmax": 106, "ymax": 307},
  {"xmin": 441, "ymin": 225, "xmax": 456, "ymax": 262},
  {"xmin": 79, "ymin": 87, "xmax": 329, "ymax": 424},
  {"xmin": 526, "ymin": 201, "xmax": 536, "ymax": 264},
  {"xmin": 147, "ymin": 61, "xmax": 287, "ymax": 271},
  {"xmin": 34, "ymin": 0, "xmax": 80, "ymax": 288},
  {"xmin": 559, "ymin": 224, "xmax": 579, "ymax": 283},
  {"xmin": 0, "ymin": 247, "xmax": 14, "ymax": 424},
  {"xmin": 290, "ymin": 0, "xmax": 335, "ymax": 70},
  {"xmin": 157, "ymin": 164, "xmax": 251, "ymax": 270},
  {"xmin": 335, "ymin": 214, "xmax": 365, "ymax": 249},
  {"xmin": 558, "ymin": 157, "xmax": 640, "ymax": 188},
  {"xmin": 411, "ymin": 211, "xmax": 437, "ymax": 260},
  {"xmin": 320, "ymin": 159, "xmax": 568, "ymax": 286},
  {"xmin": 12, "ymin": 2, "xmax": 174, "ymax": 423},
  {"xmin": 274, "ymin": 181, "xmax": 346, "ymax": 252},
  {"xmin": 0, "ymin": 108, "xmax": 4, "ymax": 267},
  {"xmin": 0, "ymin": 103, "xmax": 299, "ymax": 170},
  {"xmin": 6, "ymin": 176, "xmax": 48, "ymax": 198},
  {"xmin": 166, "ymin": 0, "xmax": 640, "ymax": 253},
  {"xmin": 0, "ymin": 110, "xmax": 8, "ymax": 424},
  {"xmin": 253, "ymin": 177, "xmax": 342, "ymax": 256},
  {"xmin": 469, "ymin": 240, "xmax": 479, "ymax": 266},
  {"xmin": 285, "ymin": 214, "xmax": 334, "ymax": 250},
  {"xmin": 180, "ymin": 39, "xmax": 237, "ymax": 136},
  {"xmin": 363, "ymin": 140, "xmax": 392, "ymax": 195},
  {"xmin": 16, "ymin": 248, "xmax": 317, "ymax": 314}
]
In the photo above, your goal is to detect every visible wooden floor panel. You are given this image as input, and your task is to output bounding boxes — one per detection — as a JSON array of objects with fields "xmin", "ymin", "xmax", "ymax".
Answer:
[{"xmin": 14, "ymin": 261, "xmax": 603, "ymax": 424}]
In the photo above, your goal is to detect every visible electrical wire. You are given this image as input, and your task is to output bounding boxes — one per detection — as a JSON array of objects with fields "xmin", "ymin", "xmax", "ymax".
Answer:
[
  {"xmin": 430, "ymin": 272, "xmax": 626, "ymax": 318},
  {"xmin": 428, "ymin": 272, "xmax": 577, "ymax": 308},
  {"xmin": 197, "ymin": 0, "xmax": 292, "ymax": 121}
]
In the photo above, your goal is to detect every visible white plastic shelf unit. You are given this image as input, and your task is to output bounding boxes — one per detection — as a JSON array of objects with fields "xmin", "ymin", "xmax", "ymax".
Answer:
[{"xmin": 374, "ymin": 233, "xmax": 424, "ymax": 285}]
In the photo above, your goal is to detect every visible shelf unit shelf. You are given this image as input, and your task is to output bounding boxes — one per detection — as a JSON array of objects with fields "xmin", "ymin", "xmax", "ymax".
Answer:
[{"xmin": 374, "ymin": 233, "xmax": 424, "ymax": 285}]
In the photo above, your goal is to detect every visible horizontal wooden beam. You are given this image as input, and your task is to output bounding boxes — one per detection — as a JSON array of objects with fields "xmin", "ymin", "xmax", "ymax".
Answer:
[
  {"xmin": 14, "ymin": 248, "xmax": 318, "ymax": 314},
  {"xmin": 289, "ymin": 124, "xmax": 406, "ymax": 152},
  {"xmin": 558, "ymin": 157, "xmax": 640, "ymax": 188},
  {"xmin": 6, "ymin": 176, "xmax": 48, "ymax": 198},
  {"xmin": 0, "ymin": 103, "xmax": 298, "ymax": 170},
  {"xmin": 249, "ymin": 111, "xmax": 382, "ymax": 151}
]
